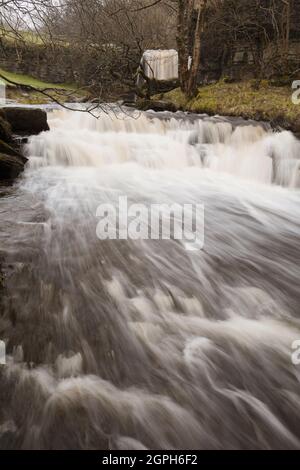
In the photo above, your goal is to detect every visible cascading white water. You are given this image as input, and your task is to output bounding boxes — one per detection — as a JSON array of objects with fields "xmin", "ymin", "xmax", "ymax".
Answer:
[
  {"xmin": 27, "ymin": 108, "xmax": 300, "ymax": 187},
  {"xmin": 138, "ymin": 49, "xmax": 179, "ymax": 82},
  {"xmin": 0, "ymin": 107, "xmax": 300, "ymax": 450}
]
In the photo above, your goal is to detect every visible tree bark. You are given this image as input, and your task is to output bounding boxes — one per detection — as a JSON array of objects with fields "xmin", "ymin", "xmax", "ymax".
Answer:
[
  {"xmin": 176, "ymin": 0, "xmax": 208, "ymax": 97},
  {"xmin": 187, "ymin": 1, "xmax": 207, "ymax": 97},
  {"xmin": 284, "ymin": 0, "xmax": 291, "ymax": 55},
  {"xmin": 177, "ymin": 0, "xmax": 192, "ymax": 94}
]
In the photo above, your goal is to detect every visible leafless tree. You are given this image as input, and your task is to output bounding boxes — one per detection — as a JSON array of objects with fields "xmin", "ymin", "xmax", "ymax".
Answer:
[
  {"xmin": 205, "ymin": 0, "xmax": 299, "ymax": 80},
  {"xmin": 1, "ymin": 0, "xmax": 299, "ymax": 109}
]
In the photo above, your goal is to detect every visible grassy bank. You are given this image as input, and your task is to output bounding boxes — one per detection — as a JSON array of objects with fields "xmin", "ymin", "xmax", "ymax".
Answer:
[
  {"xmin": 0, "ymin": 68, "xmax": 77, "ymax": 91},
  {"xmin": 0, "ymin": 28, "xmax": 67, "ymax": 46},
  {"xmin": 0, "ymin": 69, "xmax": 87, "ymax": 104},
  {"xmin": 156, "ymin": 80, "xmax": 300, "ymax": 133}
]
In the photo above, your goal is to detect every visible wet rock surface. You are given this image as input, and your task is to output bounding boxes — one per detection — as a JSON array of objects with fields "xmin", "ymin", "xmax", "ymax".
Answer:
[
  {"xmin": 0, "ymin": 107, "xmax": 48, "ymax": 182},
  {"xmin": 0, "ymin": 114, "xmax": 12, "ymax": 142},
  {"xmin": 137, "ymin": 99, "xmax": 179, "ymax": 113},
  {"xmin": 0, "ymin": 153, "xmax": 26, "ymax": 180},
  {"xmin": 1, "ymin": 107, "xmax": 49, "ymax": 135}
]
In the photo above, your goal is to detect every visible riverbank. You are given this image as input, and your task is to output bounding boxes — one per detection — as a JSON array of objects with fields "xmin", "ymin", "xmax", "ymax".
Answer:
[
  {"xmin": 0, "ymin": 68, "xmax": 88, "ymax": 104},
  {"xmin": 148, "ymin": 80, "xmax": 300, "ymax": 136}
]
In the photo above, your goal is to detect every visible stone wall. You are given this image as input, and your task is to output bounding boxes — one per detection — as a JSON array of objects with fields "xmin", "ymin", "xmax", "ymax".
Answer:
[
  {"xmin": 0, "ymin": 39, "xmax": 137, "ymax": 96},
  {"xmin": 0, "ymin": 40, "xmax": 75, "ymax": 84},
  {"xmin": 223, "ymin": 40, "xmax": 300, "ymax": 80}
]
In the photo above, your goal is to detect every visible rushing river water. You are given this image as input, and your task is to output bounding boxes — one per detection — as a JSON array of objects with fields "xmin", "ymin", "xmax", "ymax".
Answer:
[{"xmin": 0, "ymin": 107, "xmax": 300, "ymax": 450}]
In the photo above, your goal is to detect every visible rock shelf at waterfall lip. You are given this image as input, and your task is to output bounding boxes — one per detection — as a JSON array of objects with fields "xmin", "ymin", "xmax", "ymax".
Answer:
[
  {"xmin": 143, "ymin": 108, "xmax": 271, "ymax": 132},
  {"xmin": 0, "ymin": 100, "xmax": 272, "ymax": 137},
  {"xmin": 116, "ymin": 103, "xmax": 271, "ymax": 132},
  {"xmin": 19, "ymin": 100, "xmax": 271, "ymax": 133}
]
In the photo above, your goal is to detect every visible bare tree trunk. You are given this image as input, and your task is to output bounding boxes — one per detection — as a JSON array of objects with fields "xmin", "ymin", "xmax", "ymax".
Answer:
[
  {"xmin": 187, "ymin": 1, "xmax": 207, "ymax": 97},
  {"xmin": 176, "ymin": 0, "xmax": 208, "ymax": 97},
  {"xmin": 284, "ymin": 0, "xmax": 291, "ymax": 55},
  {"xmin": 177, "ymin": 0, "xmax": 192, "ymax": 94}
]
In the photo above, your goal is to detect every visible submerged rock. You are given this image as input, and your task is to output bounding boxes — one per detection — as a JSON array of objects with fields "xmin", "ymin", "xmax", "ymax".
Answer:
[{"xmin": 1, "ymin": 107, "xmax": 49, "ymax": 135}]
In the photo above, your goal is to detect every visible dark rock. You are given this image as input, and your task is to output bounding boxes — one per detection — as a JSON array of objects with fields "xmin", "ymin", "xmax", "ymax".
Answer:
[
  {"xmin": 0, "ymin": 139, "xmax": 27, "ymax": 162},
  {"xmin": 0, "ymin": 109, "xmax": 30, "ymax": 182},
  {"xmin": 2, "ymin": 107, "xmax": 49, "ymax": 135},
  {"xmin": 290, "ymin": 118, "xmax": 300, "ymax": 138},
  {"xmin": 137, "ymin": 100, "xmax": 178, "ymax": 113},
  {"xmin": 269, "ymin": 77, "xmax": 291, "ymax": 87},
  {"xmin": 0, "ymin": 114, "xmax": 12, "ymax": 142},
  {"xmin": 0, "ymin": 139, "xmax": 27, "ymax": 180},
  {"xmin": 15, "ymin": 137, "xmax": 28, "ymax": 145},
  {"xmin": 122, "ymin": 102, "xmax": 137, "ymax": 108},
  {"xmin": 270, "ymin": 115, "xmax": 293, "ymax": 133},
  {"xmin": 0, "ymin": 153, "xmax": 26, "ymax": 180},
  {"xmin": 137, "ymin": 79, "xmax": 179, "ymax": 95},
  {"xmin": 121, "ymin": 91, "xmax": 137, "ymax": 105}
]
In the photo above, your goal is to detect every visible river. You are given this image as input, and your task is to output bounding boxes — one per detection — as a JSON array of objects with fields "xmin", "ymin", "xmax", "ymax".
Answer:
[{"xmin": 0, "ymin": 107, "xmax": 300, "ymax": 449}]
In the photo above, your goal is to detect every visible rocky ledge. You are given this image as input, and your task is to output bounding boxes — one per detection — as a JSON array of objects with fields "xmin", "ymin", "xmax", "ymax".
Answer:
[
  {"xmin": 136, "ymin": 99, "xmax": 178, "ymax": 113},
  {"xmin": 0, "ymin": 107, "xmax": 49, "ymax": 182}
]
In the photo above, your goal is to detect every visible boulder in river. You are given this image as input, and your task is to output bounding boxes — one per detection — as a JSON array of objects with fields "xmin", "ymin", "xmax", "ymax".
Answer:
[
  {"xmin": 0, "ymin": 107, "xmax": 48, "ymax": 182},
  {"xmin": 137, "ymin": 99, "xmax": 178, "ymax": 113},
  {"xmin": 1, "ymin": 107, "xmax": 49, "ymax": 135}
]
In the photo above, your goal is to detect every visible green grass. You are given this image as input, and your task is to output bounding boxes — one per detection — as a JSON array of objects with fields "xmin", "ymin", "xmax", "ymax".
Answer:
[
  {"xmin": 0, "ymin": 28, "xmax": 44, "ymax": 45},
  {"xmin": 0, "ymin": 68, "xmax": 88, "ymax": 104},
  {"xmin": 0, "ymin": 28, "xmax": 67, "ymax": 46},
  {"xmin": 0, "ymin": 68, "xmax": 77, "ymax": 91},
  {"xmin": 157, "ymin": 80, "xmax": 300, "ymax": 130}
]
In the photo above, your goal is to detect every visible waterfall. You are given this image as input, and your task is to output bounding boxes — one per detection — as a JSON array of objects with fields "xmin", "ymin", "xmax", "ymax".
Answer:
[
  {"xmin": 138, "ymin": 49, "xmax": 179, "ymax": 82},
  {"xmin": 26, "ymin": 108, "xmax": 300, "ymax": 187},
  {"xmin": 0, "ymin": 107, "xmax": 300, "ymax": 450}
]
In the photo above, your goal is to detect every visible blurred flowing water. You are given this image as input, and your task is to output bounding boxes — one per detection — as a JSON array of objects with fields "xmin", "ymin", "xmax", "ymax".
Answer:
[
  {"xmin": 138, "ymin": 50, "xmax": 179, "ymax": 84},
  {"xmin": 0, "ymin": 107, "xmax": 300, "ymax": 449}
]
